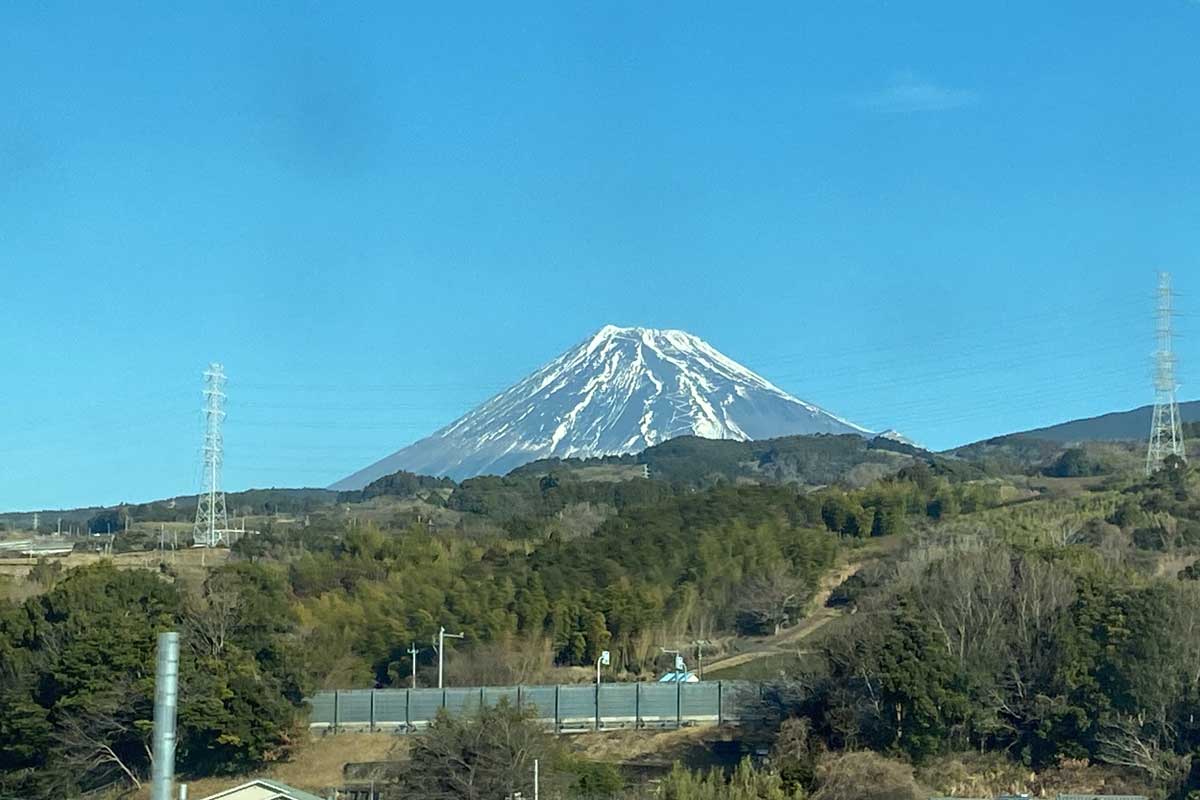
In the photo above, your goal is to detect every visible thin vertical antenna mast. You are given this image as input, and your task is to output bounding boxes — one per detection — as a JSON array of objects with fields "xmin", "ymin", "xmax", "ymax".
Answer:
[
  {"xmin": 192, "ymin": 363, "xmax": 229, "ymax": 546},
  {"xmin": 1147, "ymin": 272, "xmax": 1186, "ymax": 475}
]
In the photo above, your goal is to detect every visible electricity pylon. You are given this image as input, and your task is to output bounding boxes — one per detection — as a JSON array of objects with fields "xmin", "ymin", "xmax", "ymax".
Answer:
[
  {"xmin": 192, "ymin": 363, "xmax": 229, "ymax": 546},
  {"xmin": 1146, "ymin": 272, "xmax": 1186, "ymax": 475}
]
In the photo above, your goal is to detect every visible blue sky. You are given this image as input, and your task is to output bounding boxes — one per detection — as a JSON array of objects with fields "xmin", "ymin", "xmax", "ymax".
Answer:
[{"xmin": 2, "ymin": 2, "xmax": 1198, "ymax": 511}]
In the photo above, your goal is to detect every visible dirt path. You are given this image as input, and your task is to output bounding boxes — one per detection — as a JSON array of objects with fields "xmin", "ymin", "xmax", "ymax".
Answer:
[{"xmin": 703, "ymin": 558, "xmax": 867, "ymax": 675}]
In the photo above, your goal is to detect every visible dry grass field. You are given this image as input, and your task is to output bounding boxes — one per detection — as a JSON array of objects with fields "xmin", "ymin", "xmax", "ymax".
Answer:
[
  {"xmin": 122, "ymin": 726, "xmax": 731, "ymax": 799},
  {"xmin": 0, "ymin": 547, "xmax": 231, "ymax": 602},
  {"xmin": 126, "ymin": 732, "xmax": 406, "ymax": 800}
]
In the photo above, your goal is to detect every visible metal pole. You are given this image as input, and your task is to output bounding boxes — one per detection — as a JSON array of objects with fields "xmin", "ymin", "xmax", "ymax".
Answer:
[
  {"xmin": 534, "ymin": 758, "xmax": 539, "ymax": 800},
  {"xmin": 409, "ymin": 642, "xmax": 419, "ymax": 689},
  {"xmin": 150, "ymin": 632, "xmax": 180, "ymax": 800},
  {"xmin": 436, "ymin": 627, "xmax": 464, "ymax": 689}
]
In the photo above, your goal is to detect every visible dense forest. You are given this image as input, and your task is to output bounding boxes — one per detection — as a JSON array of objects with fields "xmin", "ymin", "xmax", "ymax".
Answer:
[
  {"xmin": 5, "ymin": 432, "xmax": 1200, "ymax": 797},
  {"xmin": 0, "ymin": 562, "xmax": 307, "ymax": 797}
]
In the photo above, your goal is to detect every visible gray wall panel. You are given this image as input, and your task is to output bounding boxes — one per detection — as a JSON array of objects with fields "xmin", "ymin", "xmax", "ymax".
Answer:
[
  {"xmin": 409, "ymin": 689, "xmax": 444, "ymax": 723},
  {"xmin": 373, "ymin": 690, "xmax": 407, "ymax": 724},
  {"xmin": 681, "ymin": 682, "xmax": 719, "ymax": 721},
  {"xmin": 337, "ymin": 690, "xmax": 373, "ymax": 726},
  {"xmin": 483, "ymin": 687, "xmax": 519, "ymax": 708},
  {"xmin": 598, "ymin": 684, "xmax": 637, "ymax": 725},
  {"xmin": 521, "ymin": 687, "xmax": 557, "ymax": 721},
  {"xmin": 309, "ymin": 681, "xmax": 735, "ymax": 732},
  {"xmin": 638, "ymin": 684, "xmax": 678, "ymax": 721},
  {"xmin": 310, "ymin": 693, "xmax": 335, "ymax": 726},
  {"xmin": 444, "ymin": 688, "xmax": 481, "ymax": 716},
  {"xmin": 557, "ymin": 686, "xmax": 596, "ymax": 724}
]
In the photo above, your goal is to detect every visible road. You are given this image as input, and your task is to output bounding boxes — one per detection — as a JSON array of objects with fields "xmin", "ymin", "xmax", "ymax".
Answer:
[{"xmin": 702, "ymin": 558, "xmax": 867, "ymax": 676}]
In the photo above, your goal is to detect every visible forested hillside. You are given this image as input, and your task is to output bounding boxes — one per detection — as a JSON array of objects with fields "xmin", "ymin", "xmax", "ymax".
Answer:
[
  {"xmin": 0, "ymin": 562, "xmax": 308, "ymax": 797},
  {"xmin": 6, "ymin": 434, "xmax": 1200, "ymax": 797},
  {"xmin": 511, "ymin": 432, "xmax": 940, "ymax": 489}
]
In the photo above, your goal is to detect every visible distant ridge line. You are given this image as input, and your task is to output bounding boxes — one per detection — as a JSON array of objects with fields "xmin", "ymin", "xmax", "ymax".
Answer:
[{"xmin": 973, "ymin": 400, "xmax": 1200, "ymax": 446}]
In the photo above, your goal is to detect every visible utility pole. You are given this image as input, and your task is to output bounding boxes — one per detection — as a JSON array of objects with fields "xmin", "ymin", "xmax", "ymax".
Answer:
[
  {"xmin": 693, "ymin": 640, "xmax": 710, "ymax": 680},
  {"xmin": 434, "ymin": 626, "xmax": 465, "ymax": 689},
  {"xmin": 408, "ymin": 642, "xmax": 422, "ymax": 689},
  {"xmin": 1147, "ymin": 272, "xmax": 1187, "ymax": 475},
  {"xmin": 32, "ymin": 512, "xmax": 38, "ymax": 532}
]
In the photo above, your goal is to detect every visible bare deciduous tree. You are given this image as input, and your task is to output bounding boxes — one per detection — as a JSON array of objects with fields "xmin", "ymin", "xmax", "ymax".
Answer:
[
  {"xmin": 1095, "ymin": 717, "xmax": 1174, "ymax": 782},
  {"xmin": 735, "ymin": 568, "xmax": 804, "ymax": 635},
  {"xmin": 401, "ymin": 703, "xmax": 562, "ymax": 800},
  {"xmin": 184, "ymin": 584, "xmax": 241, "ymax": 658},
  {"xmin": 55, "ymin": 685, "xmax": 151, "ymax": 791}
]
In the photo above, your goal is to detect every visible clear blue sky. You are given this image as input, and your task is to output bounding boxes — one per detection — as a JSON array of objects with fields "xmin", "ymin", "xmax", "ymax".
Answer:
[{"xmin": 3, "ymin": 2, "xmax": 1198, "ymax": 511}]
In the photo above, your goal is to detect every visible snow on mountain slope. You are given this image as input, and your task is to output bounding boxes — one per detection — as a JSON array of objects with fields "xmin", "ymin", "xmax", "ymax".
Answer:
[{"xmin": 330, "ymin": 325, "xmax": 872, "ymax": 488}]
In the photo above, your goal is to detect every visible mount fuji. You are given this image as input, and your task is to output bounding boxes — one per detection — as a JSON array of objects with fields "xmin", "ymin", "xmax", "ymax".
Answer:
[{"xmin": 331, "ymin": 325, "xmax": 875, "ymax": 488}]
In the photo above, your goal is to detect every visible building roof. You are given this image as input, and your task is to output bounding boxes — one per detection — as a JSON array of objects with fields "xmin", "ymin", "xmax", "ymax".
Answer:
[{"xmin": 199, "ymin": 778, "xmax": 327, "ymax": 800}]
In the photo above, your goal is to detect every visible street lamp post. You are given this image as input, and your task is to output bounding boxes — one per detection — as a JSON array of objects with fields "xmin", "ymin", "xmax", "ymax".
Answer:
[
  {"xmin": 661, "ymin": 647, "xmax": 685, "ymax": 676},
  {"xmin": 408, "ymin": 642, "xmax": 422, "ymax": 689},
  {"xmin": 595, "ymin": 650, "xmax": 610, "ymax": 731},
  {"xmin": 434, "ymin": 626, "xmax": 466, "ymax": 689}
]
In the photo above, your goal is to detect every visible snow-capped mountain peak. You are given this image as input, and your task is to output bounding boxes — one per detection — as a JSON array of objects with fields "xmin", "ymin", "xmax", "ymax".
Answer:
[{"xmin": 331, "ymin": 326, "xmax": 873, "ymax": 488}]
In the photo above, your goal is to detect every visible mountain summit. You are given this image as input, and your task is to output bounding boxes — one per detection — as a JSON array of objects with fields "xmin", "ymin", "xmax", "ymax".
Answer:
[{"xmin": 331, "ymin": 325, "xmax": 871, "ymax": 488}]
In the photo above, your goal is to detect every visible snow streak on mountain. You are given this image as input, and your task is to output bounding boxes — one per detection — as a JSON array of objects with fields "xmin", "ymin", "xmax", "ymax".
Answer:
[{"xmin": 331, "ymin": 326, "xmax": 872, "ymax": 488}]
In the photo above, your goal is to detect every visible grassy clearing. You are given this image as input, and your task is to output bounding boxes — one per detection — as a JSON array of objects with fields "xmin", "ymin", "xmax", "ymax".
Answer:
[{"xmin": 704, "ymin": 651, "xmax": 809, "ymax": 681}]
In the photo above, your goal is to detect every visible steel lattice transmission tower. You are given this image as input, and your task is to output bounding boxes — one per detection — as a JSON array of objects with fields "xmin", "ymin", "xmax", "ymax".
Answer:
[
  {"xmin": 1146, "ymin": 272, "xmax": 1186, "ymax": 475},
  {"xmin": 193, "ymin": 363, "xmax": 229, "ymax": 547}
]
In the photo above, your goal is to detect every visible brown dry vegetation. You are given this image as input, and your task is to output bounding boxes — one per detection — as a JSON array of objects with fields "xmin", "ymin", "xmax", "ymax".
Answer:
[
  {"xmin": 915, "ymin": 752, "xmax": 1154, "ymax": 799},
  {"xmin": 126, "ymin": 732, "xmax": 405, "ymax": 800},
  {"xmin": 0, "ymin": 546, "xmax": 229, "ymax": 574}
]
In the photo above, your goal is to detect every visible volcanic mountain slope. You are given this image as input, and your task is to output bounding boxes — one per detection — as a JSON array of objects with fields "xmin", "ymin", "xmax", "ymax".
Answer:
[{"xmin": 331, "ymin": 325, "xmax": 872, "ymax": 488}]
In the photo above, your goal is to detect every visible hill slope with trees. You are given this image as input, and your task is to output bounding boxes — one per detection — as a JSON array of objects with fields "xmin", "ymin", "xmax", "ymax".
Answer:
[{"xmin": 8, "ymin": 434, "xmax": 1200, "ymax": 796}]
